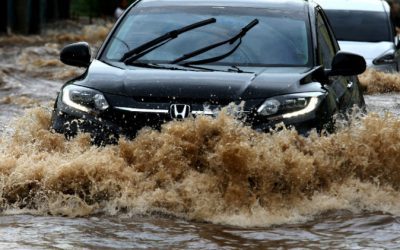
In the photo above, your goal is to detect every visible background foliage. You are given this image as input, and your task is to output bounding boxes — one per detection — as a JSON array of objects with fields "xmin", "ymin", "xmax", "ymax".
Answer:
[{"xmin": 71, "ymin": 0, "xmax": 136, "ymax": 17}]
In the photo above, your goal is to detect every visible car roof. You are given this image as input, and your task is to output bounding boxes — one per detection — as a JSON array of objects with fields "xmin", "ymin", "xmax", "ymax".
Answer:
[
  {"xmin": 138, "ymin": 0, "xmax": 309, "ymax": 11},
  {"xmin": 315, "ymin": 0, "xmax": 389, "ymax": 12}
]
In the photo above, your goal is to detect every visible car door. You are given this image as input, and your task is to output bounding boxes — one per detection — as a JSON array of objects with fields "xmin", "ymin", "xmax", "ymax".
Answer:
[{"xmin": 316, "ymin": 8, "xmax": 356, "ymax": 112}]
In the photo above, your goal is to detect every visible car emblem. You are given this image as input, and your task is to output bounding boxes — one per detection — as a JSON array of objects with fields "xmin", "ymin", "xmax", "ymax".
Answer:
[{"xmin": 170, "ymin": 104, "xmax": 191, "ymax": 119}]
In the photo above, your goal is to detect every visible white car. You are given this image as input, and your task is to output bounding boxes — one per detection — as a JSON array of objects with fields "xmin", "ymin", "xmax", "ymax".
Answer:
[{"xmin": 317, "ymin": 0, "xmax": 400, "ymax": 72}]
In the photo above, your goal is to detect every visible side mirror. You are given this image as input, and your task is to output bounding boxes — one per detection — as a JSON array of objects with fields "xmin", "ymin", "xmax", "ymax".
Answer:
[
  {"xmin": 328, "ymin": 51, "xmax": 366, "ymax": 76},
  {"xmin": 60, "ymin": 42, "xmax": 91, "ymax": 68}
]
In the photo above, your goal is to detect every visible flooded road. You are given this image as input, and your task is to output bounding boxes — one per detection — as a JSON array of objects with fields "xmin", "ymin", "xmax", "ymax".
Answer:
[
  {"xmin": 2, "ymin": 25, "xmax": 400, "ymax": 248},
  {"xmin": 2, "ymin": 212, "xmax": 400, "ymax": 249}
]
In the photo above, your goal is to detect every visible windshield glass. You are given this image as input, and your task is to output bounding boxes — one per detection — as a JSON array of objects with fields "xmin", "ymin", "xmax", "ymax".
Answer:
[
  {"xmin": 102, "ymin": 6, "xmax": 311, "ymax": 67},
  {"xmin": 324, "ymin": 10, "xmax": 393, "ymax": 42}
]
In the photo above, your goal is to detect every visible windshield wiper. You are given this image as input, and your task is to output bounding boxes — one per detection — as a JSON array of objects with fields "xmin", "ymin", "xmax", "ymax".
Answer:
[
  {"xmin": 171, "ymin": 19, "xmax": 259, "ymax": 65},
  {"xmin": 228, "ymin": 65, "xmax": 244, "ymax": 73},
  {"xmin": 127, "ymin": 61, "xmax": 225, "ymax": 72},
  {"xmin": 121, "ymin": 18, "xmax": 216, "ymax": 64},
  {"xmin": 127, "ymin": 62, "xmax": 188, "ymax": 71}
]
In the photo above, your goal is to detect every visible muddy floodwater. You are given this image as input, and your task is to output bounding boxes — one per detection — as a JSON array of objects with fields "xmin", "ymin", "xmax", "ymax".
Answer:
[{"xmin": 2, "ymin": 25, "xmax": 400, "ymax": 249}]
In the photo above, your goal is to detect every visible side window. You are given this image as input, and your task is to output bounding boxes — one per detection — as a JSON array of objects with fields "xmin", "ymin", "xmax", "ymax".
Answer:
[{"xmin": 316, "ymin": 12, "xmax": 336, "ymax": 69}]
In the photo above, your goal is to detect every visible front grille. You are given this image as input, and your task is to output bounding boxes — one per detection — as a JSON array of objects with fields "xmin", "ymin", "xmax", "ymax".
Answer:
[{"xmin": 99, "ymin": 98, "xmax": 266, "ymax": 136}]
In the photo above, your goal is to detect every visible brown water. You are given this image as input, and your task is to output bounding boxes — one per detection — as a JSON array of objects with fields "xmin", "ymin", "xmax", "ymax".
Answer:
[{"xmin": 2, "ymin": 25, "xmax": 400, "ymax": 248}]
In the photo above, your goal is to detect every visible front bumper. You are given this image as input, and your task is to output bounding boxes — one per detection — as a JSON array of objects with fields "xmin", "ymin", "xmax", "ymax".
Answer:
[
  {"xmin": 51, "ymin": 102, "xmax": 328, "ymax": 144},
  {"xmin": 51, "ymin": 105, "xmax": 172, "ymax": 144},
  {"xmin": 51, "ymin": 111, "xmax": 122, "ymax": 145}
]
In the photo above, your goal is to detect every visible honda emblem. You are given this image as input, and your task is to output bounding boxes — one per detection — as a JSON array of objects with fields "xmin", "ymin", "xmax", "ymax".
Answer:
[{"xmin": 170, "ymin": 104, "xmax": 191, "ymax": 119}]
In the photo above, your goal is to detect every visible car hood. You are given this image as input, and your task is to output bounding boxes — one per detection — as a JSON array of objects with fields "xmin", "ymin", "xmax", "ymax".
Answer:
[
  {"xmin": 78, "ymin": 60, "xmax": 316, "ymax": 102},
  {"xmin": 338, "ymin": 41, "xmax": 394, "ymax": 66}
]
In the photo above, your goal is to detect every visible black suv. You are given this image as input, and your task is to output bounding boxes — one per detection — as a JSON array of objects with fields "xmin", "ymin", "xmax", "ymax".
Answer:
[{"xmin": 52, "ymin": 0, "xmax": 366, "ymax": 143}]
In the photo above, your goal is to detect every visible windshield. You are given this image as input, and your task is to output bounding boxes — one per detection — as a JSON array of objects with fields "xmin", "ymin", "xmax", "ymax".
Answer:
[
  {"xmin": 324, "ymin": 10, "xmax": 393, "ymax": 42},
  {"xmin": 102, "ymin": 6, "xmax": 311, "ymax": 67}
]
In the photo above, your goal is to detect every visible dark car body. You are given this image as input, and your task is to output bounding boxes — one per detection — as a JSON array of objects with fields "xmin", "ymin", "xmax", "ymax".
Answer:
[{"xmin": 51, "ymin": 0, "xmax": 366, "ymax": 143}]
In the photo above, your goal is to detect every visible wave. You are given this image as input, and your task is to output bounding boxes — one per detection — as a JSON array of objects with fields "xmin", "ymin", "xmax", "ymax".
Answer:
[
  {"xmin": 1, "ymin": 108, "xmax": 400, "ymax": 227},
  {"xmin": 359, "ymin": 69, "xmax": 400, "ymax": 94}
]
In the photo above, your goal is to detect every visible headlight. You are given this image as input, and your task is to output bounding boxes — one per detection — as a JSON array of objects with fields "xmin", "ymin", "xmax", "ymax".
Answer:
[
  {"xmin": 257, "ymin": 99, "xmax": 280, "ymax": 116},
  {"xmin": 62, "ymin": 85, "xmax": 109, "ymax": 113},
  {"xmin": 257, "ymin": 92, "xmax": 323, "ymax": 119}
]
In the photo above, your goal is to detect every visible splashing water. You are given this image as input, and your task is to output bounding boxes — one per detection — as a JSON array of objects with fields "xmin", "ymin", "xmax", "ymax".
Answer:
[
  {"xmin": 359, "ymin": 69, "xmax": 400, "ymax": 94},
  {"xmin": 2, "ymin": 19, "xmax": 400, "ymax": 248},
  {"xmin": 0, "ymin": 108, "xmax": 400, "ymax": 227}
]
